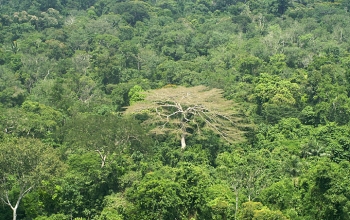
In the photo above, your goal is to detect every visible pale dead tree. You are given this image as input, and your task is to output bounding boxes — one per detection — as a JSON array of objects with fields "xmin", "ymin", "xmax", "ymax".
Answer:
[{"xmin": 125, "ymin": 85, "xmax": 245, "ymax": 150}]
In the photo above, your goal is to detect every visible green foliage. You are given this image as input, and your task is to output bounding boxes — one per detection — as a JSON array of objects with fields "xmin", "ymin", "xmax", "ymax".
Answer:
[
  {"xmin": 0, "ymin": 0, "xmax": 350, "ymax": 219},
  {"xmin": 260, "ymin": 179, "xmax": 299, "ymax": 212},
  {"xmin": 35, "ymin": 214, "xmax": 69, "ymax": 220},
  {"xmin": 112, "ymin": 1, "xmax": 150, "ymax": 26},
  {"xmin": 128, "ymin": 85, "xmax": 145, "ymax": 105},
  {"xmin": 0, "ymin": 66, "xmax": 26, "ymax": 107},
  {"xmin": 0, "ymin": 137, "xmax": 65, "ymax": 220},
  {"xmin": 238, "ymin": 201, "xmax": 289, "ymax": 220},
  {"xmin": 299, "ymin": 159, "xmax": 350, "ymax": 219},
  {"xmin": 60, "ymin": 114, "xmax": 151, "ymax": 158},
  {"xmin": 206, "ymin": 184, "xmax": 235, "ymax": 219},
  {"xmin": 126, "ymin": 168, "xmax": 184, "ymax": 219},
  {"xmin": 1, "ymin": 101, "xmax": 63, "ymax": 139}
]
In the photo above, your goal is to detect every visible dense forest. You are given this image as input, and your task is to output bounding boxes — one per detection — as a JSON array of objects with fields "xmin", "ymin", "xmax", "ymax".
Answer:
[{"xmin": 1, "ymin": 0, "xmax": 350, "ymax": 219}]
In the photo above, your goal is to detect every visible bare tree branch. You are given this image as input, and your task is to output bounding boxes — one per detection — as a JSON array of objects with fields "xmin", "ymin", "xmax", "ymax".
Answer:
[{"xmin": 125, "ymin": 86, "xmax": 247, "ymax": 149}]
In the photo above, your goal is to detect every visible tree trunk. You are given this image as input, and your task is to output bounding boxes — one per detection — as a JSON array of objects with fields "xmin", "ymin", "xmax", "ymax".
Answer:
[
  {"xmin": 2, "ymin": 186, "xmax": 33, "ymax": 220},
  {"xmin": 11, "ymin": 201, "xmax": 20, "ymax": 220},
  {"xmin": 95, "ymin": 149, "xmax": 107, "ymax": 168},
  {"xmin": 12, "ymin": 207, "xmax": 17, "ymax": 220},
  {"xmin": 234, "ymin": 185, "xmax": 239, "ymax": 220},
  {"xmin": 181, "ymin": 133, "xmax": 186, "ymax": 150}
]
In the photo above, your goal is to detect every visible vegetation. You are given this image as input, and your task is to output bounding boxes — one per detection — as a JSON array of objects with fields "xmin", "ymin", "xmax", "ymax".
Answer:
[
  {"xmin": 125, "ymin": 85, "xmax": 245, "ymax": 149},
  {"xmin": 0, "ymin": 0, "xmax": 350, "ymax": 219}
]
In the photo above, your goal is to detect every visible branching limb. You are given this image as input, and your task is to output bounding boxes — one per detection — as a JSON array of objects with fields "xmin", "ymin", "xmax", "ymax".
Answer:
[
  {"xmin": 95, "ymin": 149, "xmax": 107, "ymax": 168},
  {"xmin": 125, "ymin": 85, "xmax": 246, "ymax": 149}
]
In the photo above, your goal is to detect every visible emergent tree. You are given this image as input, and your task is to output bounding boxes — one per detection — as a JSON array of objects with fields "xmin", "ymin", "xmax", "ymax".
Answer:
[{"xmin": 125, "ymin": 85, "xmax": 245, "ymax": 149}]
